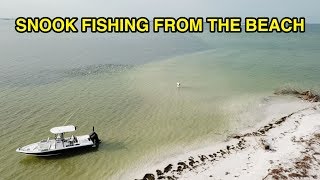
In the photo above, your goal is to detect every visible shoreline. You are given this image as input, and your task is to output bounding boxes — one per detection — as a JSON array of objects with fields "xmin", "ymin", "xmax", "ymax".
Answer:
[{"xmin": 132, "ymin": 96, "xmax": 320, "ymax": 180}]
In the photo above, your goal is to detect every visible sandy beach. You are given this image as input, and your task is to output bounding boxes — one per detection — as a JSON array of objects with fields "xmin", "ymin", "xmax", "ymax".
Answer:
[{"xmin": 134, "ymin": 94, "xmax": 320, "ymax": 180}]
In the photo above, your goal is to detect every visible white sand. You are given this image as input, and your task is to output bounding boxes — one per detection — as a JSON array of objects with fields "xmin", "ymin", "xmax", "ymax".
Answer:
[
  {"xmin": 181, "ymin": 103, "xmax": 320, "ymax": 180},
  {"xmin": 131, "ymin": 98, "xmax": 320, "ymax": 180}
]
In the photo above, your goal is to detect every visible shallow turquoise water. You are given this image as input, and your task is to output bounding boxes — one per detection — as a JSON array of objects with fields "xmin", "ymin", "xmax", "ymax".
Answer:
[{"xmin": 0, "ymin": 21, "xmax": 319, "ymax": 179}]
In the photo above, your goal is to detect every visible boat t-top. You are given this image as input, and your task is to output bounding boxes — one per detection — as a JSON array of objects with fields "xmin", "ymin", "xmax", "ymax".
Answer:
[{"xmin": 16, "ymin": 125, "xmax": 101, "ymax": 156}]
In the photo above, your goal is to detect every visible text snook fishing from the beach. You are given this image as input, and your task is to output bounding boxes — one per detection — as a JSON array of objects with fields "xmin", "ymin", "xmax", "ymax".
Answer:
[{"xmin": 15, "ymin": 17, "xmax": 305, "ymax": 33}]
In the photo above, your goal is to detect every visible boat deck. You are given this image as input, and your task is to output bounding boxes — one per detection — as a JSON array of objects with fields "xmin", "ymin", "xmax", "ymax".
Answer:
[{"xmin": 17, "ymin": 135, "xmax": 94, "ymax": 154}]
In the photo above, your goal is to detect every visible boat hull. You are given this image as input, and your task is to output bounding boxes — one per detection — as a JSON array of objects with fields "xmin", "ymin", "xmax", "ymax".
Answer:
[
  {"xmin": 16, "ymin": 129, "xmax": 101, "ymax": 157},
  {"xmin": 18, "ymin": 144, "xmax": 99, "ymax": 156}
]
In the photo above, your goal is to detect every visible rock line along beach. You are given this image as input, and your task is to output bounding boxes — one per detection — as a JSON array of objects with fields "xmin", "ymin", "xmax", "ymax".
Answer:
[{"xmin": 133, "ymin": 91, "xmax": 320, "ymax": 180}]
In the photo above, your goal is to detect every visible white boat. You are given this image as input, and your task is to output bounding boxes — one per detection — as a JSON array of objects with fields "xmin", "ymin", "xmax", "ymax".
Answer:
[{"xmin": 16, "ymin": 125, "xmax": 101, "ymax": 156}]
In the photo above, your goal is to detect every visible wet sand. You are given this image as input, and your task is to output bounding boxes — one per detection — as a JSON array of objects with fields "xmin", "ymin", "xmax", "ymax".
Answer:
[{"xmin": 133, "ymin": 97, "xmax": 320, "ymax": 180}]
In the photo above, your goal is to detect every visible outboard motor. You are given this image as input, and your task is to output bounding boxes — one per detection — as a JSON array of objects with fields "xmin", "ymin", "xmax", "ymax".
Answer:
[{"xmin": 89, "ymin": 127, "xmax": 101, "ymax": 147}]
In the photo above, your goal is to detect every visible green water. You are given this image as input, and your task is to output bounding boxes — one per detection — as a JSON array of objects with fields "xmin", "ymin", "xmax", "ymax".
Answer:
[{"xmin": 0, "ymin": 21, "xmax": 319, "ymax": 180}]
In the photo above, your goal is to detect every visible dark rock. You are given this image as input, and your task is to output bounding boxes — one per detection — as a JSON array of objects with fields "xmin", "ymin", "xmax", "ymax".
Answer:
[
  {"xmin": 167, "ymin": 176, "xmax": 176, "ymax": 180},
  {"xmin": 210, "ymin": 158, "xmax": 216, "ymax": 162},
  {"xmin": 275, "ymin": 117, "xmax": 287, "ymax": 125},
  {"xmin": 199, "ymin": 155, "xmax": 208, "ymax": 162},
  {"xmin": 164, "ymin": 164, "xmax": 173, "ymax": 173},
  {"xmin": 233, "ymin": 135, "xmax": 241, "ymax": 139},
  {"xmin": 176, "ymin": 166, "xmax": 183, "ymax": 173},
  {"xmin": 188, "ymin": 161, "xmax": 194, "ymax": 167},
  {"xmin": 156, "ymin": 169, "xmax": 163, "ymax": 176},
  {"xmin": 252, "ymin": 132, "xmax": 260, "ymax": 136},
  {"xmin": 220, "ymin": 150, "xmax": 226, "ymax": 154},
  {"xmin": 177, "ymin": 162, "xmax": 189, "ymax": 170},
  {"xmin": 264, "ymin": 144, "xmax": 270, "ymax": 150},
  {"xmin": 143, "ymin": 173, "xmax": 155, "ymax": 180}
]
